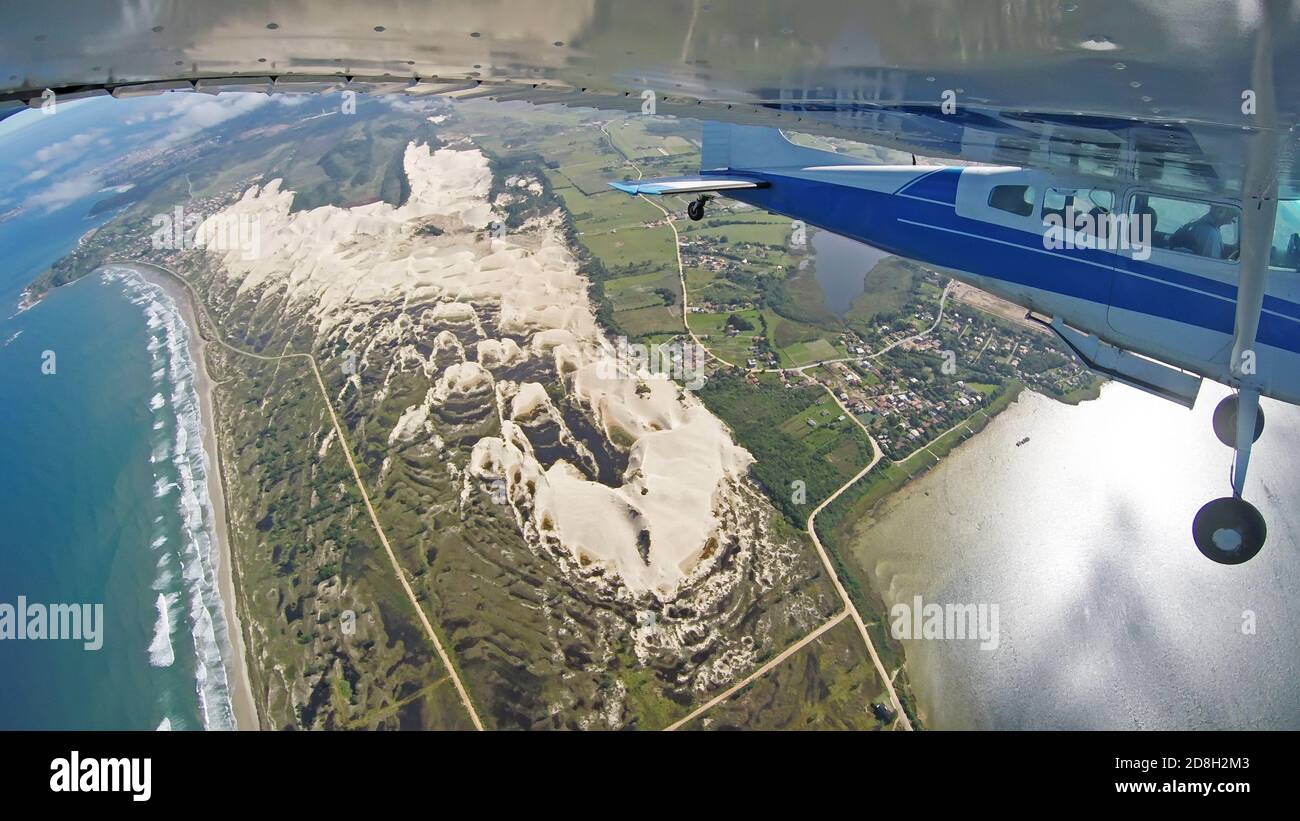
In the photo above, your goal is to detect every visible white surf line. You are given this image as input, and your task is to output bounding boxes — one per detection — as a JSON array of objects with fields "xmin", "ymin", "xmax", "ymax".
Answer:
[
  {"xmin": 596, "ymin": 130, "xmax": 913, "ymax": 730},
  {"xmin": 113, "ymin": 260, "xmax": 486, "ymax": 731}
]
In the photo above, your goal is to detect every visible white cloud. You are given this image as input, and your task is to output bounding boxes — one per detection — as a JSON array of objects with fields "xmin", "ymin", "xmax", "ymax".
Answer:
[
  {"xmin": 31, "ymin": 129, "xmax": 106, "ymax": 167},
  {"xmin": 27, "ymin": 174, "xmax": 103, "ymax": 213},
  {"xmin": 153, "ymin": 93, "xmax": 271, "ymax": 145}
]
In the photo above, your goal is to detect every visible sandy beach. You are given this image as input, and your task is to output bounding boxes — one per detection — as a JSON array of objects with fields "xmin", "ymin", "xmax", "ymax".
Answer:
[{"xmin": 134, "ymin": 264, "xmax": 259, "ymax": 731}]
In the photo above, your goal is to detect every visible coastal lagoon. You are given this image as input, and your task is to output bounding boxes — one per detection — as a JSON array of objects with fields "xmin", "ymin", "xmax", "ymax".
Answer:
[
  {"xmin": 847, "ymin": 383, "xmax": 1300, "ymax": 730},
  {"xmin": 811, "ymin": 230, "xmax": 889, "ymax": 316}
]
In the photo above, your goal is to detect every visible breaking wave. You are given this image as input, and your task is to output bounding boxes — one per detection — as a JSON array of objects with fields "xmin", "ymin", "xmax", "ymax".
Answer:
[
  {"xmin": 147, "ymin": 592, "xmax": 177, "ymax": 668},
  {"xmin": 101, "ymin": 266, "xmax": 238, "ymax": 731}
]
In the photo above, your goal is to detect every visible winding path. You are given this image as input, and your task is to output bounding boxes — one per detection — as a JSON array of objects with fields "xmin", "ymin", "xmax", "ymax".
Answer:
[{"xmin": 600, "ymin": 123, "xmax": 913, "ymax": 729}]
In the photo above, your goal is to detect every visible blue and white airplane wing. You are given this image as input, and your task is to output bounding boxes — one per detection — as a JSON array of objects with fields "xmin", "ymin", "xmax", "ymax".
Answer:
[{"xmin": 608, "ymin": 176, "xmax": 767, "ymax": 196}]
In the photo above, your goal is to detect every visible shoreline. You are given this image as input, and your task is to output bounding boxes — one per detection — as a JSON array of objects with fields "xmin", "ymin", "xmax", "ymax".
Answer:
[
  {"xmin": 836, "ymin": 380, "xmax": 1300, "ymax": 729},
  {"xmin": 132, "ymin": 263, "xmax": 259, "ymax": 731},
  {"xmin": 837, "ymin": 388, "xmax": 1040, "ymax": 729}
]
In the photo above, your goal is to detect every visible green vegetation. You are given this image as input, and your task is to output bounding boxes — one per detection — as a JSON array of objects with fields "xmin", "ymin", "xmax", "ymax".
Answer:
[
  {"xmin": 30, "ymin": 98, "xmax": 434, "ymax": 300},
  {"xmin": 843, "ymin": 256, "xmax": 919, "ymax": 330},
  {"xmin": 471, "ymin": 105, "xmax": 857, "ymax": 370},
  {"xmin": 821, "ymin": 381, "xmax": 1025, "ymax": 538},
  {"xmin": 603, "ymin": 119, "xmax": 694, "ymax": 160},
  {"xmin": 689, "ymin": 309, "xmax": 765, "ymax": 364},
  {"xmin": 143, "ymin": 103, "xmax": 850, "ymax": 730},
  {"xmin": 683, "ymin": 619, "xmax": 890, "ymax": 730},
  {"xmin": 42, "ymin": 98, "xmax": 1111, "ymax": 732},
  {"xmin": 472, "ymin": 107, "xmax": 691, "ymax": 340},
  {"xmin": 699, "ymin": 372, "xmax": 873, "ymax": 524},
  {"xmin": 202, "ymin": 335, "xmax": 464, "ymax": 730},
  {"xmin": 780, "ymin": 337, "xmax": 843, "ymax": 367}
]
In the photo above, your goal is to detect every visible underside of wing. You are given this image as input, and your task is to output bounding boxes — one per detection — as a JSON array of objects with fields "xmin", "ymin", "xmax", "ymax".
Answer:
[
  {"xmin": 608, "ymin": 176, "xmax": 767, "ymax": 196},
  {"xmin": 4, "ymin": 0, "xmax": 1300, "ymax": 198}
]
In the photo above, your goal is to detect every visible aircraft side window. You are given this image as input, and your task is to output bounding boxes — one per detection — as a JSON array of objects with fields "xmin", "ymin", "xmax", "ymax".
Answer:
[
  {"xmin": 1135, "ymin": 194, "xmax": 1239, "ymax": 262},
  {"xmin": 1042, "ymin": 187, "xmax": 1114, "ymax": 232},
  {"xmin": 1269, "ymin": 199, "xmax": 1300, "ymax": 271},
  {"xmin": 988, "ymin": 185, "xmax": 1037, "ymax": 218}
]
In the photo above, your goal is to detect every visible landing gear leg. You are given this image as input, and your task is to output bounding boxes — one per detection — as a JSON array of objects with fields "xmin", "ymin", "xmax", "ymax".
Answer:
[
  {"xmin": 687, "ymin": 194, "xmax": 710, "ymax": 221},
  {"xmin": 1194, "ymin": 388, "xmax": 1267, "ymax": 564},
  {"xmin": 1192, "ymin": 6, "xmax": 1281, "ymax": 566}
]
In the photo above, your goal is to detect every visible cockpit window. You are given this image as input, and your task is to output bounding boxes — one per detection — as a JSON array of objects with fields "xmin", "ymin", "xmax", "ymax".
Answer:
[
  {"xmin": 1042, "ymin": 188, "xmax": 1113, "ymax": 221},
  {"xmin": 1132, "ymin": 194, "xmax": 1239, "ymax": 262},
  {"xmin": 988, "ymin": 185, "xmax": 1036, "ymax": 217},
  {"xmin": 1270, "ymin": 200, "xmax": 1300, "ymax": 271},
  {"xmin": 1042, "ymin": 188, "xmax": 1114, "ymax": 236}
]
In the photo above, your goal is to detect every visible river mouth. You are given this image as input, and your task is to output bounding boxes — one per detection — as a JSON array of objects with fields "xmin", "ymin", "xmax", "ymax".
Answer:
[
  {"xmin": 811, "ymin": 230, "xmax": 890, "ymax": 316},
  {"xmin": 845, "ymin": 383, "xmax": 1300, "ymax": 730}
]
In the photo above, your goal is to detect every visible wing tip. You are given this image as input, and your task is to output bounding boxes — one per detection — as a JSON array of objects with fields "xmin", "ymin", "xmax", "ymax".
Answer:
[{"xmin": 608, "ymin": 181, "xmax": 641, "ymax": 195}]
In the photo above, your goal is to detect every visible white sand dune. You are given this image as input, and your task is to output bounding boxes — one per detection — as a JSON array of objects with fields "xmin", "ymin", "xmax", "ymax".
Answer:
[
  {"xmin": 477, "ymin": 337, "xmax": 524, "ymax": 369},
  {"xmin": 433, "ymin": 361, "xmax": 493, "ymax": 401},
  {"xmin": 200, "ymin": 140, "xmax": 753, "ymax": 598},
  {"xmin": 509, "ymin": 382, "xmax": 552, "ymax": 421},
  {"xmin": 388, "ymin": 388, "xmax": 436, "ymax": 445}
]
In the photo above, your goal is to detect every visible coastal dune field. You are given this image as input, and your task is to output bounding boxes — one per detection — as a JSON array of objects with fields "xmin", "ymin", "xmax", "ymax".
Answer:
[
  {"xmin": 202, "ymin": 142, "xmax": 754, "ymax": 596},
  {"xmin": 188, "ymin": 125, "xmax": 859, "ymax": 729}
]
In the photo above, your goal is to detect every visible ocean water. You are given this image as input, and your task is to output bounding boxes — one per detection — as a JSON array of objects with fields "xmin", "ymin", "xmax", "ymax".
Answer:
[{"xmin": 0, "ymin": 252, "xmax": 235, "ymax": 729}]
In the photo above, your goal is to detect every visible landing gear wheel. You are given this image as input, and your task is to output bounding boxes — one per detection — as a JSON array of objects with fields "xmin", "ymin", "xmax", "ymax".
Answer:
[
  {"xmin": 1212, "ymin": 394, "xmax": 1264, "ymax": 447},
  {"xmin": 687, "ymin": 197, "xmax": 706, "ymax": 221},
  {"xmin": 1192, "ymin": 497, "xmax": 1267, "ymax": 564}
]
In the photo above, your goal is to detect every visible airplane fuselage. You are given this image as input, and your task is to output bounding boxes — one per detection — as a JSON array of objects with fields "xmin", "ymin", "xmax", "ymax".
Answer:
[{"xmin": 716, "ymin": 164, "xmax": 1300, "ymax": 406}]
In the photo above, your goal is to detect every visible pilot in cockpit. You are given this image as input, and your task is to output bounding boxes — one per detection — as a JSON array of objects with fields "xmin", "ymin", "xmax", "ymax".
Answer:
[{"xmin": 1173, "ymin": 205, "xmax": 1236, "ymax": 260}]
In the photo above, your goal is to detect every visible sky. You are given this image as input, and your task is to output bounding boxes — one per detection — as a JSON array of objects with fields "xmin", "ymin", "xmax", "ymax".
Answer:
[{"xmin": 0, "ymin": 92, "xmax": 304, "ymax": 215}]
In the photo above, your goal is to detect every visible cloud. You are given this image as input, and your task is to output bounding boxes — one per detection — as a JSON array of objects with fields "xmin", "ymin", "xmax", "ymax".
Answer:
[
  {"xmin": 383, "ymin": 96, "xmax": 442, "ymax": 115},
  {"xmin": 152, "ymin": 93, "xmax": 271, "ymax": 145},
  {"xmin": 26, "ymin": 174, "xmax": 103, "ymax": 213},
  {"xmin": 30, "ymin": 129, "xmax": 107, "ymax": 167}
]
